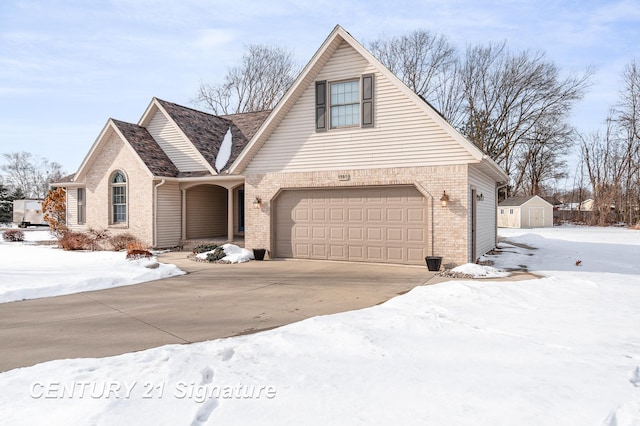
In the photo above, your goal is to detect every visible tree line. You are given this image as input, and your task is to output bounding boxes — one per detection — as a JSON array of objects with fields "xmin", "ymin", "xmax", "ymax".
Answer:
[
  {"xmin": 0, "ymin": 152, "xmax": 65, "ymax": 223},
  {"xmin": 194, "ymin": 30, "xmax": 638, "ymax": 225}
]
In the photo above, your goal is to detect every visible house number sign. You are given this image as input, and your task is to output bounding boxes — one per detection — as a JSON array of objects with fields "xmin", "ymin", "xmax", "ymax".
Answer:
[{"xmin": 338, "ymin": 174, "xmax": 350, "ymax": 181}]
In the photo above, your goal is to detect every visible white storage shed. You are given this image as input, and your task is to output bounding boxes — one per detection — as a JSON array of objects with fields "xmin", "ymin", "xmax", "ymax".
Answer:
[{"xmin": 498, "ymin": 195, "xmax": 553, "ymax": 228}]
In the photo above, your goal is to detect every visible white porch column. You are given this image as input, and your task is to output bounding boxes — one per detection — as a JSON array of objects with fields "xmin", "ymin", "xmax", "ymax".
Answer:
[
  {"xmin": 181, "ymin": 189, "xmax": 187, "ymax": 240},
  {"xmin": 227, "ymin": 187, "xmax": 234, "ymax": 242}
]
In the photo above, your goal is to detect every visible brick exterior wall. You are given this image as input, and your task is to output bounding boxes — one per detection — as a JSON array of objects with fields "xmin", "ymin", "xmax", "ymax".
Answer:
[
  {"xmin": 245, "ymin": 164, "xmax": 470, "ymax": 266},
  {"xmin": 82, "ymin": 132, "xmax": 154, "ymax": 246}
]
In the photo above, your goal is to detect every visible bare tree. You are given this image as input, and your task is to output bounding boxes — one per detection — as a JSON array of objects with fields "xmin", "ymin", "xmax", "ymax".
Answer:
[
  {"xmin": 580, "ymin": 118, "xmax": 628, "ymax": 225},
  {"xmin": 194, "ymin": 44, "xmax": 298, "ymax": 115},
  {"xmin": 511, "ymin": 117, "xmax": 573, "ymax": 196},
  {"xmin": 460, "ymin": 44, "xmax": 593, "ymax": 183},
  {"xmin": 368, "ymin": 30, "xmax": 466, "ymax": 128},
  {"xmin": 1, "ymin": 152, "xmax": 64, "ymax": 199},
  {"xmin": 369, "ymin": 31, "xmax": 592, "ymax": 195},
  {"xmin": 612, "ymin": 59, "xmax": 640, "ymax": 225},
  {"xmin": 369, "ymin": 31, "xmax": 457, "ymax": 99}
]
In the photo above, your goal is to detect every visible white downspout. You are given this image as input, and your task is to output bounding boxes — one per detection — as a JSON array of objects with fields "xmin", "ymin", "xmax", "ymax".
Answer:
[
  {"xmin": 181, "ymin": 188, "xmax": 187, "ymax": 242},
  {"xmin": 153, "ymin": 179, "xmax": 166, "ymax": 247},
  {"xmin": 413, "ymin": 182, "xmax": 436, "ymax": 257}
]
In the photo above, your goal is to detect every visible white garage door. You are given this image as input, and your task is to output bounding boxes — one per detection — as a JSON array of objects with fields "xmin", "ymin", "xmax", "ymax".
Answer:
[{"xmin": 274, "ymin": 186, "xmax": 429, "ymax": 265}]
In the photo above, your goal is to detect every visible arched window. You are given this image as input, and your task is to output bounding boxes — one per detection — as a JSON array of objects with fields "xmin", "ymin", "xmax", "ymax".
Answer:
[{"xmin": 110, "ymin": 171, "xmax": 127, "ymax": 224}]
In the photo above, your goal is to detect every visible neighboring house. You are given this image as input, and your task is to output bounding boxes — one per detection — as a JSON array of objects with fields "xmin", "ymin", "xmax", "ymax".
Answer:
[
  {"xmin": 54, "ymin": 25, "xmax": 507, "ymax": 266},
  {"xmin": 498, "ymin": 195, "xmax": 553, "ymax": 228},
  {"xmin": 579, "ymin": 198, "xmax": 595, "ymax": 212}
]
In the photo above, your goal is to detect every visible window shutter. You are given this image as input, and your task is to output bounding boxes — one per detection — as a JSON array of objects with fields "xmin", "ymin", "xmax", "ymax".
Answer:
[
  {"xmin": 361, "ymin": 73, "xmax": 374, "ymax": 128},
  {"xmin": 315, "ymin": 80, "xmax": 327, "ymax": 132}
]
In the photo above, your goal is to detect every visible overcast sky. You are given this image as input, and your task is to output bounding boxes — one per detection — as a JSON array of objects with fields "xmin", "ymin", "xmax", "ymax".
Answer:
[{"xmin": 1, "ymin": 0, "xmax": 639, "ymax": 174}]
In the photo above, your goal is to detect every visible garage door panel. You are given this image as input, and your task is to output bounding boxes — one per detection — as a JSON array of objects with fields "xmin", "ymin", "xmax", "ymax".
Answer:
[
  {"xmin": 348, "ymin": 246, "xmax": 364, "ymax": 260},
  {"xmin": 312, "ymin": 244, "xmax": 326, "ymax": 258},
  {"xmin": 312, "ymin": 226, "xmax": 326, "ymax": 239},
  {"xmin": 367, "ymin": 246, "xmax": 384, "ymax": 261},
  {"xmin": 295, "ymin": 227, "xmax": 309, "ymax": 238},
  {"xmin": 367, "ymin": 208, "xmax": 383, "ymax": 222},
  {"xmin": 407, "ymin": 208, "xmax": 424, "ymax": 222},
  {"xmin": 387, "ymin": 228, "xmax": 403, "ymax": 241},
  {"xmin": 348, "ymin": 227, "xmax": 363, "ymax": 240},
  {"xmin": 295, "ymin": 244, "xmax": 309, "ymax": 257},
  {"xmin": 294, "ymin": 209, "xmax": 309, "ymax": 221},
  {"xmin": 330, "ymin": 245, "xmax": 345, "ymax": 258},
  {"xmin": 407, "ymin": 228, "xmax": 424, "ymax": 242},
  {"xmin": 387, "ymin": 208, "xmax": 403, "ymax": 222},
  {"xmin": 312, "ymin": 209, "xmax": 326, "ymax": 221},
  {"xmin": 330, "ymin": 209, "xmax": 344, "ymax": 221},
  {"xmin": 367, "ymin": 227, "xmax": 383, "ymax": 241},
  {"xmin": 275, "ymin": 186, "xmax": 428, "ymax": 265},
  {"xmin": 387, "ymin": 247, "xmax": 403, "ymax": 262},
  {"xmin": 329, "ymin": 227, "xmax": 344, "ymax": 239},
  {"xmin": 348, "ymin": 208, "xmax": 363, "ymax": 221},
  {"xmin": 407, "ymin": 247, "xmax": 425, "ymax": 262}
]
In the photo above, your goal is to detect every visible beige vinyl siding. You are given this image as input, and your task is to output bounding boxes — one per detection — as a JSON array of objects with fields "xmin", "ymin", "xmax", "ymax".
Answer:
[
  {"xmin": 469, "ymin": 165, "xmax": 497, "ymax": 258},
  {"xmin": 146, "ymin": 109, "xmax": 209, "ymax": 172},
  {"xmin": 185, "ymin": 185, "xmax": 228, "ymax": 239},
  {"xmin": 65, "ymin": 188, "xmax": 87, "ymax": 231},
  {"xmin": 245, "ymin": 42, "xmax": 476, "ymax": 174},
  {"xmin": 155, "ymin": 181, "xmax": 182, "ymax": 247},
  {"xmin": 498, "ymin": 206, "xmax": 521, "ymax": 228}
]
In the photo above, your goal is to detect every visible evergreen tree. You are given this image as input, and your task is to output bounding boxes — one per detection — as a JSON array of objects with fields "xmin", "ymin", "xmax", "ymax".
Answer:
[{"xmin": 0, "ymin": 184, "xmax": 11, "ymax": 223}]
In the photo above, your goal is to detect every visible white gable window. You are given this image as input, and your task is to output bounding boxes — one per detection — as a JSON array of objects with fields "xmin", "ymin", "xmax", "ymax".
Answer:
[
  {"xmin": 315, "ymin": 74, "xmax": 374, "ymax": 131},
  {"xmin": 330, "ymin": 80, "xmax": 359, "ymax": 128},
  {"xmin": 110, "ymin": 171, "xmax": 127, "ymax": 224}
]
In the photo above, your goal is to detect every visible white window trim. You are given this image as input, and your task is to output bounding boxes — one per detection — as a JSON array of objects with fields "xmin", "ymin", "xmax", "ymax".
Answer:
[
  {"xmin": 110, "ymin": 170, "xmax": 128, "ymax": 226},
  {"xmin": 329, "ymin": 78, "xmax": 360, "ymax": 129}
]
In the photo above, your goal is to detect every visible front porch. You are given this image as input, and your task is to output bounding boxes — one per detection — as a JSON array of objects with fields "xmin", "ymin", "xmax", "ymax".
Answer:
[{"xmin": 180, "ymin": 179, "xmax": 245, "ymax": 245}]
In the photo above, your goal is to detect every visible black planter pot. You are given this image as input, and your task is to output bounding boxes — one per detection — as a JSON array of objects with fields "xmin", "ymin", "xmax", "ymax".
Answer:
[
  {"xmin": 253, "ymin": 248, "xmax": 266, "ymax": 261},
  {"xmin": 425, "ymin": 256, "xmax": 443, "ymax": 271}
]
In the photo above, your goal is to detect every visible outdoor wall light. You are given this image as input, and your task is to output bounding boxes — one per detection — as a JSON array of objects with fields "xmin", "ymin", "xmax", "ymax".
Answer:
[
  {"xmin": 476, "ymin": 193, "xmax": 484, "ymax": 202},
  {"xmin": 253, "ymin": 196, "xmax": 262, "ymax": 209},
  {"xmin": 440, "ymin": 191, "xmax": 450, "ymax": 207}
]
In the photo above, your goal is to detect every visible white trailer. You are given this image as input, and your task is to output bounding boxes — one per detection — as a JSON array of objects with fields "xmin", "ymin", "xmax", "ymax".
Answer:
[{"xmin": 13, "ymin": 199, "xmax": 46, "ymax": 227}]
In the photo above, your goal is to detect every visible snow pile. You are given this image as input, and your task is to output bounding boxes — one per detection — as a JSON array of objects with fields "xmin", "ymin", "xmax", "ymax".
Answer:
[
  {"xmin": 215, "ymin": 127, "xmax": 233, "ymax": 172},
  {"xmin": 0, "ymin": 244, "xmax": 185, "ymax": 304},
  {"xmin": 195, "ymin": 243, "xmax": 254, "ymax": 263},
  {"xmin": 1, "ymin": 226, "xmax": 640, "ymax": 425},
  {"xmin": 449, "ymin": 263, "xmax": 510, "ymax": 278}
]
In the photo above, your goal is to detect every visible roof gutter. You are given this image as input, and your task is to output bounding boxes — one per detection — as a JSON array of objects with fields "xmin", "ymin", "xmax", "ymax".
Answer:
[{"xmin": 154, "ymin": 175, "xmax": 244, "ymax": 183}]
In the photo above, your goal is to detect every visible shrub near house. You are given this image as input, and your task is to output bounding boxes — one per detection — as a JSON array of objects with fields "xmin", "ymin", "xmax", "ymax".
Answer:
[{"xmin": 2, "ymin": 229, "xmax": 24, "ymax": 242}]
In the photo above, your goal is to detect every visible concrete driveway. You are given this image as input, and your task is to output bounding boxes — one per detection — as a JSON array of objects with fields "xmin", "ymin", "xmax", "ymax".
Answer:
[{"xmin": 0, "ymin": 253, "xmax": 436, "ymax": 372}]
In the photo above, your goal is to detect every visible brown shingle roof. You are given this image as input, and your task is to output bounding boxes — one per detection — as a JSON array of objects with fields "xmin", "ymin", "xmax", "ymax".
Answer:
[
  {"xmin": 156, "ymin": 99, "xmax": 270, "ymax": 173},
  {"xmin": 499, "ymin": 195, "xmax": 546, "ymax": 207},
  {"xmin": 112, "ymin": 119, "xmax": 180, "ymax": 177},
  {"xmin": 53, "ymin": 173, "xmax": 76, "ymax": 184}
]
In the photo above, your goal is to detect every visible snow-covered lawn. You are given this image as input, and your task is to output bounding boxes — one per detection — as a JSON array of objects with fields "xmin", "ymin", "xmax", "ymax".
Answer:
[
  {"xmin": 1, "ymin": 226, "xmax": 640, "ymax": 425},
  {"xmin": 0, "ymin": 230, "xmax": 185, "ymax": 303}
]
